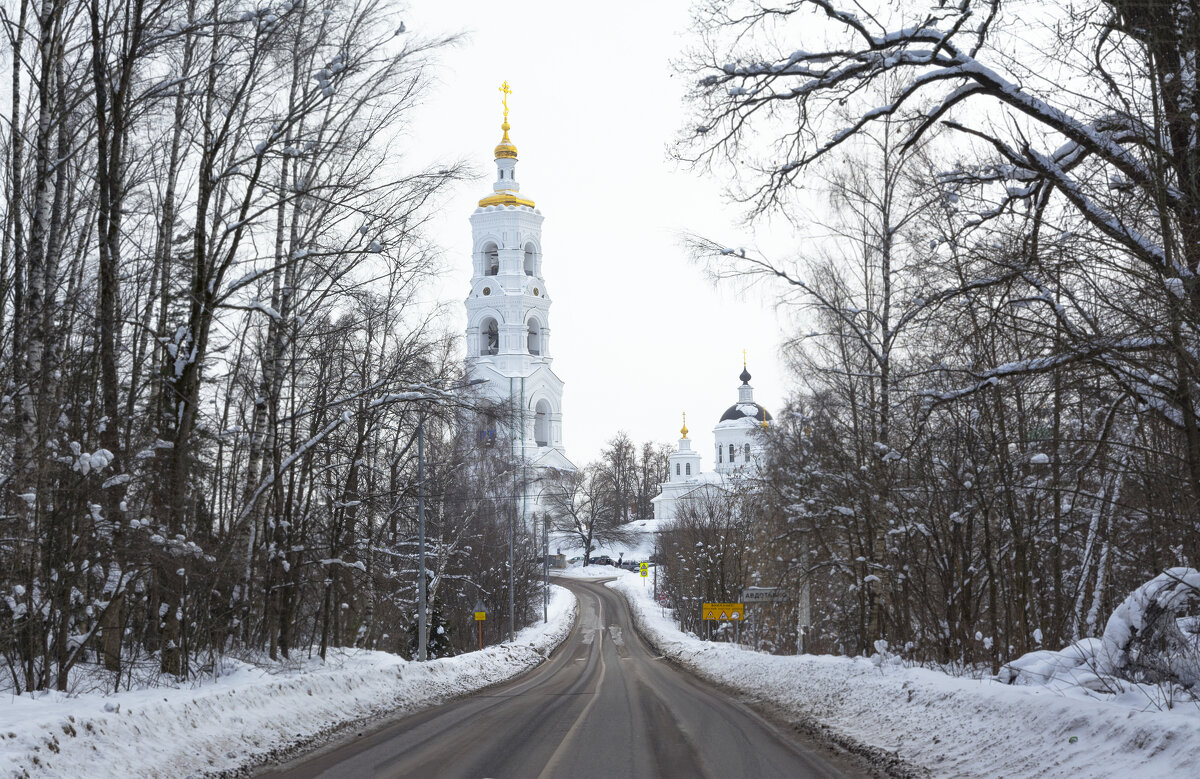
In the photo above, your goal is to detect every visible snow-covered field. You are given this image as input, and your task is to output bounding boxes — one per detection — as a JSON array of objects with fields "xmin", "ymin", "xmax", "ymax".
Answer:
[
  {"xmin": 554, "ymin": 562, "xmax": 631, "ymax": 580},
  {"xmin": 548, "ymin": 518, "xmax": 663, "ymax": 566},
  {"xmin": 607, "ymin": 570, "xmax": 1200, "ymax": 778},
  {"xmin": 0, "ymin": 585, "xmax": 576, "ymax": 778}
]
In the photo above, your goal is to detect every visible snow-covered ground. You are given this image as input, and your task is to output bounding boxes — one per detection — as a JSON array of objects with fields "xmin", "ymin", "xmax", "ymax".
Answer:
[
  {"xmin": 554, "ymin": 561, "xmax": 642, "ymax": 580},
  {"xmin": 607, "ymin": 570, "xmax": 1200, "ymax": 778},
  {"xmin": 0, "ymin": 586, "xmax": 576, "ymax": 778}
]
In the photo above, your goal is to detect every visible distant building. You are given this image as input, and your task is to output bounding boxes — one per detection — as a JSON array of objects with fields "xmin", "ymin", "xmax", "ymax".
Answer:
[{"xmin": 650, "ymin": 362, "xmax": 772, "ymax": 522}]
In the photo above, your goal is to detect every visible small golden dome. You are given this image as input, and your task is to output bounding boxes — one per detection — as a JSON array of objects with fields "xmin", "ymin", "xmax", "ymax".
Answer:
[
  {"xmin": 494, "ymin": 122, "xmax": 517, "ymax": 159},
  {"xmin": 681, "ymin": 412, "xmax": 689, "ymax": 439}
]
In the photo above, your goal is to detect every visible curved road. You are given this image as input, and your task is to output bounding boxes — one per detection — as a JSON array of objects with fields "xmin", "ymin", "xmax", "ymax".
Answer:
[{"xmin": 262, "ymin": 578, "xmax": 865, "ymax": 779}]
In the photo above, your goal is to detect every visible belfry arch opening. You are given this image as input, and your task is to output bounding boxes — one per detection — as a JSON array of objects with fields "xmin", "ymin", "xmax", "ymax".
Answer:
[
  {"xmin": 527, "ymin": 317, "xmax": 541, "ymax": 355},
  {"xmin": 483, "ymin": 242, "xmax": 499, "ymax": 276},
  {"xmin": 534, "ymin": 400, "xmax": 551, "ymax": 447},
  {"xmin": 524, "ymin": 243, "xmax": 536, "ymax": 276},
  {"xmin": 480, "ymin": 317, "xmax": 499, "ymax": 356}
]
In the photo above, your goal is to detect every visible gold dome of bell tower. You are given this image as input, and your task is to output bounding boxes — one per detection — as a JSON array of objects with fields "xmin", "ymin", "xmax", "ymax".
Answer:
[
  {"xmin": 494, "ymin": 123, "xmax": 518, "ymax": 159},
  {"xmin": 479, "ymin": 81, "xmax": 534, "ymax": 208}
]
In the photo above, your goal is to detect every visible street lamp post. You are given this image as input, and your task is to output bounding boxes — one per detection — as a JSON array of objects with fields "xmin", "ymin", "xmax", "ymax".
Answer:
[{"xmin": 417, "ymin": 414, "xmax": 427, "ymax": 661}]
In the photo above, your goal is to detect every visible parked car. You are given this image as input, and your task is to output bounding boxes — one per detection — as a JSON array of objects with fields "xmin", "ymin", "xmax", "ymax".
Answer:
[
  {"xmin": 588, "ymin": 555, "xmax": 613, "ymax": 566},
  {"xmin": 619, "ymin": 560, "xmax": 640, "ymax": 571}
]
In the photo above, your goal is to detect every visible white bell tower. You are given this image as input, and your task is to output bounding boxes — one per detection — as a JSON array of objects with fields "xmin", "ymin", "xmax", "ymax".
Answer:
[{"xmin": 464, "ymin": 83, "xmax": 573, "ymax": 471}]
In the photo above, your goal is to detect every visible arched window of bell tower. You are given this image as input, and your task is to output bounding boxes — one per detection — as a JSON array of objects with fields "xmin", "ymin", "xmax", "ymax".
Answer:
[
  {"xmin": 744, "ymin": 443, "xmax": 752, "ymax": 462},
  {"xmin": 480, "ymin": 317, "xmax": 499, "ymax": 356},
  {"xmin": 483, "ymin": 242, "xmax": 499, "ymax": 276},
  {"xmin": 523, "ymin": 243, "xmax": 536, "ymax": 276},
  {"xmin": 729, "ymin": 443, "xmax": 736, "ymax": 462},
  {"xmin": 534, "ymin": 400, "xmax": 551, "ymax": 446},
  {"xmin": 527, "ymin": 318, "xmax": 542, "ymax": 355}
]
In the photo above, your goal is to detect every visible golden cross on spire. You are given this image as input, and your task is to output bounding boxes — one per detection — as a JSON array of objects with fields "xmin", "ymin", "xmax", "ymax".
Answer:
[
  {"xmin": 499, "ymin": 81, "xmax": 512, "ymax": 123},
  {"xmin": 743, "ymin": 348, "xmax": 747, "ymax": 367},
  {"xmin": 681, "ymin": 412, "xmax": 688, "ymax": 439}
]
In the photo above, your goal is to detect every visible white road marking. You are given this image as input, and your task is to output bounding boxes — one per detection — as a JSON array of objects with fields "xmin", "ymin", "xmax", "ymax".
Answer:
[{"xmin": 537, "ymin": 596, "xmax": 607, "ymax": 779}]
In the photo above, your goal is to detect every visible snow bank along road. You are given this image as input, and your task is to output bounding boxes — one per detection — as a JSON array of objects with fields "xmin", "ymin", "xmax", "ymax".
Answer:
[
  {"xmin": 0, "ymin": 588, "xmax": 576, "ymax": 778},
  {"xmin": 607, "ymin": 572, "xmax": 1200, "ymax": 779},
  {"xmin": 264, "ymin": 578, "xmax": 868, "ymax": 778}
]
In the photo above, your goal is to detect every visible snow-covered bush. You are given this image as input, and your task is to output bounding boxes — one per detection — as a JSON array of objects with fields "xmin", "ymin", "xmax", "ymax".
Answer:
[{"xmin": 1000, "ymin": 568, "xmax": 1200, "ymax": 702}]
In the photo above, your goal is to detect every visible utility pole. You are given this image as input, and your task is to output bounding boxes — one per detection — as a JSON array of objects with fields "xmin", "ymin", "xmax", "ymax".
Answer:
[
  {"xmin": 417, "ymin": 415, "xmax": 427, "ymax": 661},
  {"xmin": 508, "ymin": 500, "xmax": 516, "ymax": 642},
  {"xmin": 543, "ymin": 513, "xmax": 549, "ymax": 622},
  {"xmin": 653, "ymin": 533, "xmax": 658, "ymax": 603},
  {"xmin": 508, "ymin": 384, "xmax": 517, "ymax": 643}
]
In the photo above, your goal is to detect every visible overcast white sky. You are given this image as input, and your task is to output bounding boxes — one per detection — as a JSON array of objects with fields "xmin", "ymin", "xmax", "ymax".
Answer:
[{"xmin": 405, "ymin": 0, "xmax": 793, "ymax": 467}]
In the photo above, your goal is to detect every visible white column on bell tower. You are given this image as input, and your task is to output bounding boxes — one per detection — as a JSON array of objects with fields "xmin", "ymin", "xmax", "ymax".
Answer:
[{"xmin": 464, "ymin": 83, "xmax": 572, "ymax": 471}]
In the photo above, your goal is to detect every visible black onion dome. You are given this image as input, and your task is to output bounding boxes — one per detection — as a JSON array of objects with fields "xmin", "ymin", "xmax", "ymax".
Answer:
[
  {"xmin": 739, "ymin": 366, "xmax": 752, "ymax": 384},
  {"xmin": 719, "ymin": 402, "xmax": 773, "ymax": 423}
]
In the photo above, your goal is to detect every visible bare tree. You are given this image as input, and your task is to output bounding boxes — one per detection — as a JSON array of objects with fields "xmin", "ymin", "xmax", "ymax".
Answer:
[
  {"xmin": 544, "ymin": 465, "xmax": 637, "ymax": 564},
  {"xmin": 0, "ymin": 0, "xmax": 547, "ymax": 695},
  {"xmin": 681, "ymin": 0, "xmax": 1200, "ymax": 502},
  {"xmin": 658, "ymin": 489, "xmax": 754, "ymax": 637}
]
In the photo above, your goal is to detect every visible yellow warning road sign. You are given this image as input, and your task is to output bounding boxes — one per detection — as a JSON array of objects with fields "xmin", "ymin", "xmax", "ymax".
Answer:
[
  {"xmin": 640, "ymin": 562, "xmax": 649, "ymax": 578},
  {"xmin": 702, "ymin": 602, "xmax": 744, "ymax": 621},
  {"xmin": 474, "ymin": 611, "xmax": 486, "ymax": 621}
]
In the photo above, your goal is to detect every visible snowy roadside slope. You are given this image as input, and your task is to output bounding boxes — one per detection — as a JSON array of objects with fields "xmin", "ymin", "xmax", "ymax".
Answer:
[
  {"xmin": 0, "ymin": 585, "xmax": 576, "ymax": 779},
  {"xmin": 608, "ymin": 572, "xmax": 1200, "ymax": 778}
]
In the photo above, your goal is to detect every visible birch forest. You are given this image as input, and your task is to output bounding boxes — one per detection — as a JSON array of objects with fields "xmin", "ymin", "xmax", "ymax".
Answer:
[
  {"xmin": 669, "ymin": 0, "xmax": 1200, "ymax": 670},
  {"xmin": 0, "ymin": 0, "xmax": 547, "ymax": 693}
]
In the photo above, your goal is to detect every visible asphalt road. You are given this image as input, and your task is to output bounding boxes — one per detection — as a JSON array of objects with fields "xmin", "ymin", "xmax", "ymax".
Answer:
[{"xmin": 263, "ymin": 577, "xmax": 867, "ymax": 779}]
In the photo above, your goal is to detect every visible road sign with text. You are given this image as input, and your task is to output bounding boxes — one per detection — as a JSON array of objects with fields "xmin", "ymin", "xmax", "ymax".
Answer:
[
  {"xmin": 741, "ymin": 587, "xmax": 788, "ymax": 604},
  {"xmin": 702, "ymin": 602, "xmax": 744, "ymax": 621}
]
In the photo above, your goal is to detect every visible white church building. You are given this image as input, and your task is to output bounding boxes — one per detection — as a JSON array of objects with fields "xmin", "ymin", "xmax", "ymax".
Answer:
[
  {"xmin": 463, "ymin": 86, "xmax": 575, "ymax": 475},
  {"xmin": 458, "ymin": 86, "xmax": 771, "ymax": 530},
  {"xmin": 651, "ymin": 363, "xmax": 772, "ymax": 522}
]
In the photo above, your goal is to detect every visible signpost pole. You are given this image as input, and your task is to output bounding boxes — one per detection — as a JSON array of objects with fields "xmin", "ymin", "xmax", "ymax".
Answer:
[{"xmin": 474, "ymin": 599, "xmax": 486, "ymax": 651}]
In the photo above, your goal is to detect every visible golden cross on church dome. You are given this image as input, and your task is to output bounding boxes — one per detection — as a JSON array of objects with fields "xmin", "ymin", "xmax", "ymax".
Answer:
[
  {"xmin": 681, "ymin": 412, "xmax": 688, "ymax": 439},
  {"xmin": 500, "ymin": 81, "xmax": 512, "ymax": 122},
  {"xmin": 491, "ymin": 81, "xmax": 519, "ymax": 161}
]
